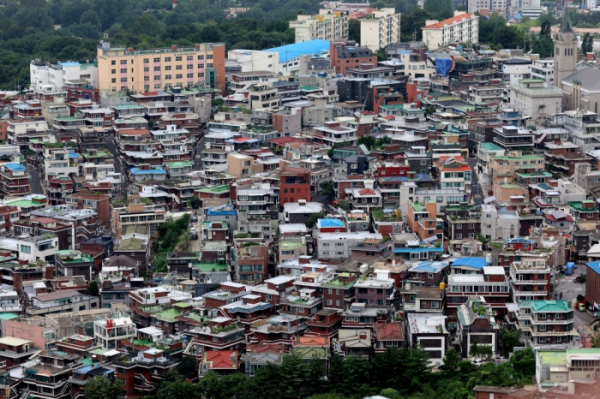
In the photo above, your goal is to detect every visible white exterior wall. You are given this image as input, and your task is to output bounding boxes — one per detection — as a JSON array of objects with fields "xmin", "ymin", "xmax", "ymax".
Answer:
[
  {"xmin": 503, "ymin": 63, "xmax": 532, "ymax": 85},
  {"xmin": 422, "ymin": 14, "xmax": 479, "ymax": 51},
  {"xmin": 360, "ymin": 9, "xmax": 401, "ymax": 52},
  {"xmin": 227, "ymin": 50, "xmax": 279, "ymax": 74}
]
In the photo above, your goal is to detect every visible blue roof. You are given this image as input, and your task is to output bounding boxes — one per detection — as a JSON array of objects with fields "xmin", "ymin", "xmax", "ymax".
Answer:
[
  {"xmin": 588, "ymin": 261, "xmax": 600, "ymax": 275},
  {"xmin": 68, "ymin": 152, "xmax": 79, "ymax": 158},
  {"xmin": 59, "ymin": 61, "xmax": 80, "ymax": 67},
  {"xmin": 267, "ymin": 40, "xmax": 331, "ymax": 63},
  {"xmin": 130, "ymin": 167, "xmax": 166, "ymax": 175},
  {"xmin": 5, "ymin": 163, "xmax": 25, "ymax": 172},
  {"xmin": 505, "ymin": 237, "xmax": 535, "ymax": 245},
  {"xmin": 451, "ymin": 257, "xmax": 490, "ymax": 270},
  {"xmin": 410, "ymin": 261, "xmax": 449, "ymax": 273},
  {"xmin": 394, "ymin": 247, "xmax": 444, "ymax": 253},
  {"xmin": 318, "ymin": 219, "xmax": 345, "ymax": 228},
  {"xmin": 207, "ymin": 208, "xmax": 236, "ymax": 216}
]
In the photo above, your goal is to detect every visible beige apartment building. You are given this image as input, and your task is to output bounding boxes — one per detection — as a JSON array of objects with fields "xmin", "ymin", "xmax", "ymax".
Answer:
[
  {"xmin": 360, "ymin": 8, "xmax": 401, "ymax": 52},
  {"xmin": 96, "ymin": 42, "xmax": 226, "ymax": 94},
  {"xmin": 289, "ymin": 10, "xmax": 349, "ymax": 43},
  {"xmin": 227, "ymin": 153, "xmax": 264, "ymax": 178},
  {"xmin": 422, "ymin": 12, "xmax": 479, "ymax": 51}
]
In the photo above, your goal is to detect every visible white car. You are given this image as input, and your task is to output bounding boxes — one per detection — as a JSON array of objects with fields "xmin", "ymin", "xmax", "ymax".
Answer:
[{"xmin": 190, "ymin": 227, "xmax": 196, "ymax": 233}]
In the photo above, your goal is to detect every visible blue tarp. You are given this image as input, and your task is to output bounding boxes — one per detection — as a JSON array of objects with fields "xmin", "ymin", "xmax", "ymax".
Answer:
[{"xmin": 435, "ymin": 58, "xmax": 453, "ymax": 77}]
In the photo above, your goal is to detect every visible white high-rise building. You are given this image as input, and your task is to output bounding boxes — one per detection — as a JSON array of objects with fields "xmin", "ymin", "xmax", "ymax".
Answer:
[
  {"xmin": 359, "ymin": 8, "xmax": 401, "ymax": 52},
  {"xmin": 29, "ymin": 60, "xmax": 98, "ymax": 93},
  {"xmin": 289, "ymin": 9, "xmax": 348, "ymax": 43},
  {"xmin": 421, "ymin": 12, "xmax": 479, "ymax": 51}
]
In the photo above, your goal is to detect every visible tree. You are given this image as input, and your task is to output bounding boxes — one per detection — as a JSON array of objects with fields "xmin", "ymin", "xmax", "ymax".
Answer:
[
  {"xmin": 320, "ymin": 181, "xmax": 335, "ymax": 202},
  {"xmin": 357, "ymin": 135, "xmax": 376, "ymax": 149},
  {"xmin": 176, "ymin": 356, "xmax": 198, "ymax": 378},
  {"xmin": 156, "ymin": 377, "xmax": 198, "ymax": 399},
  {"xmin": 84, "ymin": 376, "xmax": 121, "ymax": 399},
  {"xmin": 577, "ymin": 294, "xmax": 585, "ymax": 303},
  {"xmin": 540, "ymin": 19, "xmax": 551, "ymax": 37},
  {"xmin": 425, "ymin": 106, "xmax": 437, "ymax": 116},
  {"xmin": 348, "ymin": 18, "xmax": 361, "ymax": 43},
  {"xmin": 80, "ymin": 10, "xmax": 101, "ymax": 29},
  {"xmin": 190, "ymin": 196, "xmax": 201, "ymax": 210},
  {"xmin": 87, "ymin": 281, "xmax": 99, "ymax": 297},
  {"xmin": 202, "ymin": 21, "xmax": 221, "ymax": 42},
  {"xmin": 306, "ymin": 212, "xmax": 326, "ymax": 228},
  {"xmin": 442, "ymin": 348, "xmax": 461, "ymax": 370},
  {"xmin": 336, "ymin": 200, "xmax": 349, "ymax": 212},
  {"xmin": 582, "ymin": 33, "xmax": 593, "ymax": 54},
  {"xmin": 499, "ymin": 327, "xmax": 522, "ymax": 356},
  {"xmin": 470, "ymin": 341, "xmax": 493, "ymax": 361}
]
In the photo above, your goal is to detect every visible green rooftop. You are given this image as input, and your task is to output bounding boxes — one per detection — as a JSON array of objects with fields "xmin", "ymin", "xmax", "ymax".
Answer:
[
  {"xmin": 133, "ymin": 339, "xmax": 153, "ymax": 346},
  {"xmin": 300, "ymin": 86, "xmax": 321, "ymax": 91},
  {"xmin": 116, "ymin": 237, "xmax": 147, "ymax": 251},
  {"xmin": 173, "ymin": 302, "xmax": 191, "ymax": 308},
  {"xmin": 165, "ymin": 161, "xmax": 193, "ymax": 169},
  {"xmin": 569, "ymin": 201, "xmax": 599, "ymax": 212},
  {"xmin": 202, "ymin": 221, "xmax": 229, "ymax": 229},
  {"xmin": 114, "ymin": 104, "xmax": 144, "ymax": 109},
  {"xmin": 89, "ymin": 349, "xmax": 108, "ymax": 355},
  {"xmin": 157, "ymin": 308, "xmax": 182, "ymax": 322},
  {"xmin": 6, "ymin": 199, "xmax": 44, "ymax": 208},
  {"xmin": 520, "ymin": 300, "xmax": 572, "ymax": 312},
  {"xmin": 499, "ymin": 183, "xmax": 522, "ymax": 189},
  {"xmin": 280, "ymin": 241, "xmax": 304, "ymax": 250},
  {"xmin": 55, "ymin": 116, "xmax": 84, "ymax": 121},
  {"xmin": 192, "ymin": 262, "xmax": 228, "ymax": 272},
  {"xmin": 479, "ymin": 142, "xmax": 504, "ymax": 151},
  {"xmin": 0, "ymin": 313, "xmax": 19, "ymax": 321},
  {"xmin": 492, "ymin": 154, "xmax": 544, "ymax": 161},
  {"xmin": 516, "ymin": 171, "xmax": 552, "ymax": 177},
  {"xmin": 537, "ymin": 349, "xmax": 600, "ymax": 366},
  {"xmin": 84, "ymin": 150, "xmax": 113, "ymax": 158},
  {"xmin": 321, "ymin": 276, "xmax": 356, "ymax": 289},
  {"xmin": 196, "ymin": 184, "xmax": 230, "ymax": 193}
]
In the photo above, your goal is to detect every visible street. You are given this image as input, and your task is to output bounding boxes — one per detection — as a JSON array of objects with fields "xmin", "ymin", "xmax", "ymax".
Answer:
[
  {"xmin": 190, "ymin": 211, "xmax": 203, "ymax": 253},
  {"xmin": 27, "ymin": 164, "xmax": 44, "ymax": 195},
  {"xmin": 105, "ymin": 135, "xmax": 122, "ymax": 175},
  {"xmin": 554, "ymin": 263, "xmax": 595, "ymax": 347},
  {"xmin": 467, "ymin": 157, "xmax": 483, "ymax": 205}
]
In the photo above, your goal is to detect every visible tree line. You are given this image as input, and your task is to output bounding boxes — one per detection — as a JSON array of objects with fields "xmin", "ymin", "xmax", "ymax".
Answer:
[{"xmin": 86, "ymin": 346, "xmax": 536, "ymax": 399}]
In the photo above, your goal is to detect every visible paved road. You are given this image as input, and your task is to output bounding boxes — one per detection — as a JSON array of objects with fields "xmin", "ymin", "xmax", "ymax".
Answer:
[
  {"xmin": 467, "ymin": 157, "xmax": 483, "ymax": 205},
  {"xmin": 27, "ymin": 164, "xmax": 44, "ymax": 195},
  {"xmin": 555, "ymin": 263, "xmax": 595, "ymax": 345},
  {"xmin": 105, "ymin": 136, "xmax": 122, "ymax": 174},
  {"xmin": 190, "ymin": 212, "xmax": 203, "ymax": 253}
]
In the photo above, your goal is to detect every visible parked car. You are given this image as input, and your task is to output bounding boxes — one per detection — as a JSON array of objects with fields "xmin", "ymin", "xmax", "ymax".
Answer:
[
  {"xmin": 578, "ymin": 303, "xmax": 586, "ymax": 312},
  {"xmin": 191, "ymin": 216, "xmax": 198, "ymax": 222},
  {"xmin": 190, "ymin": 227, "xmax": 196, "ymax": 233},
  {"xmin": 191, "ymin": 233, "xmax": 198, "ymax": 240}
]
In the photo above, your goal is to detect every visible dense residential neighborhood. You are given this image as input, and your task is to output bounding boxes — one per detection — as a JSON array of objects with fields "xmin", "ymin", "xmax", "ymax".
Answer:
[{"xmin": 5, "ymin": 0, "xmax": 600, "ymax": 398}]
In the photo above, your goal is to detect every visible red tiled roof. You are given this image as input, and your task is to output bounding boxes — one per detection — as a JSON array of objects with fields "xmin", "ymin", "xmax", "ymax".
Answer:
[
  {"xmin": 423, "ymin": 13, "xmax": 474, "ymax": 30},
  {"xmin": 382, "ymin": 115, "xmax": 395, "ymax": 120},
  {"xmin": 32, "ymin": 217, "xmax": 57, "ymax": 224},
  {"xmin": 294, "ymin": 336, "xmax": 329, "ymax": 346},
  {"xmin": 358, "ymin": 188, "xmax": 377, "ymax": 196},
  {"xmin": 247, "ymin": 344, "xmax": 284, "ymax": 354},
  {"xmin": 268, "ymin": 137, "xmax": 307, "ymax": 145},
  {"xmin": 233, "ymin": 137, "xmax": 252, "ymax": 142},
  {"xmin": 143, "ymin": 91, "xmax": 159, "ymax": 96},
  {"xmin": 375, "ymin": 321, "xmax": 405, "ymax": 341},
  {"xmin": 545, "ymin": 213, "xmax": 575, "ymax": 223},
  {"xmin": 202, "ymin": 350, "xmax": 238, "ymax": 370},
  {"xmin": 119, "ymin": 129, "xmax": 150, "ymax": 136}
]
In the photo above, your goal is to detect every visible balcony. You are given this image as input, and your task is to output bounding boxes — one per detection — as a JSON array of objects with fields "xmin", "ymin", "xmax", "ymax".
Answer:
[{"xmin": 0, "ymin": 346, "xmax": 40, "ymax": 358}]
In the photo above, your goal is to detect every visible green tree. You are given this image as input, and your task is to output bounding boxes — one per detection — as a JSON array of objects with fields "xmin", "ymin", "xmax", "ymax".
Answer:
[
  {"xmin": 582, "ymin": 33, "xmax": 593, "ymax": 54},
  {"xmin": 349, "ymin": 18, "xmax": 361, "ymax": 43},
  {"xmin": 190, "ymin": 196, "xmax": 201, "ymax": 210},
  {"xmin": 499, "ymin": 327, "xmax": 522, "ymax": 356},
  {"xmin": 442, "ymin": 348, "xmax": 461, "ymax": 370},
  {"xmin": 87, "ymin": 280, "xmax": 99, "ymax": 297},
  {"xmin": 401, "ymin": 8, "xmax": 433, "ymax": 41},
  {"xmin": 176, "ymin": 356, "xmax": 198, "ymax": 378},
  {"xmin": 84, "ymin": 376, "xmax": 121, "ymax": 399},
  {"xmin": 470, "ymin": 341, "xmax": 493, "ymax": 361},
  {"xmin": 156, "ymin": 377, "xmax": 198, "ymax": 399},
  {"xmin": 202, "ymin": 21, "xmax": 221, "ymax": 42},
  {"xmin": 80, "ymin": 10, "xmax": 101, "ymax": 29},
  {"xmin": 306, "ymin": 212, "xmax": 326, "ymax": 228},
  {"xmin": 320, "ymin": 181, "xmax": 335, "ymax": 202},
  {"xmin": 357, "ymin": 135, "xmax": 376, "ymax": 149},
  {"xmin": 540, "ymin": 19, "xmax": 551, "ymax": 37}
]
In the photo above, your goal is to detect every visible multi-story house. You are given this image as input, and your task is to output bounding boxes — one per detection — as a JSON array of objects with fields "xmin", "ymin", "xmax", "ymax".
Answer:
[
  {"xmin": 232, "ymin": 242, "xmax": 268, "ymax": 284},
  {"xmin": 113, "ymin": 348, "xmax": 179, "ymax": 397},
  {"xmin": 509, "ymin": 257, "xmax": 552, "ymax": 302},
  {"xmin": 509, "ymin": 300, "xmax": 578, "ymax": 346},
  {"xmin": 0, "ymin": 163, "xmax": 31, "ymax": 197},
  {"xmin": 185, "ymin": 317, "xmax": 246, "ymax": 352},
  {"xmin": 434, "ymin": 156, "xmax": 472, "ymax": 195},
  {"xmin": 359, "ymin": 8, "xmax": 401, "ymax": 51},
  {"xmin": 280, "ymin": 167, "xmax": 311, "ymax": 206},
  {"xmin": 456, "ymin": 297, "xmax": 500, "ymax": 359},
  {"xmin": 0, "ymin": 337, "xmax": 39, "ymax": 368},
  {"xmin": 406, "ymin": 313, "xmax": 449, "ymax": 366},
  {"xmin": 447, "ymin": 266, "xmax": 510, "ymax": 319},
  {"xmin": 249, "ymin": 314, "xmax": 307, "ymax": 349},
  {"xmin": 406, "ymin": 201, "xmax": 444, "ymax": 242},
  {"xmin": 442, "ymin": 203, "xmax": 481, "ymax": 243},
  {"xmin": 354, "ymin": 270, "xmax": 395, "ymax": 309},
  {"xmin": 93, "ymin": 315, "xmax": 136, "ymax": 350},
  {"xmin": 568, "ymin": 200, "xmax": 599, "ymax": 221},
  {"xmin": 24, "ymin": 350, "xmax": 81, "ymax": 399},
  {"xmin": 313, "ymin": 121, "xmax": 357, "ymax": 147},
  {"xmin": 315, "ymin": 231, "xmax": 382, "ymax": 261},
  {"xmin": 27, "ymin": 289, "xmax": 99, "ymax": 317}
]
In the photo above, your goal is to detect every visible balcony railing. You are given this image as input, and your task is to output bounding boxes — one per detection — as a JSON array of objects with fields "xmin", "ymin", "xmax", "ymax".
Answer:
[{"xmin": 0, "ymin": 347, "xmax": 40, "ymax": 358}]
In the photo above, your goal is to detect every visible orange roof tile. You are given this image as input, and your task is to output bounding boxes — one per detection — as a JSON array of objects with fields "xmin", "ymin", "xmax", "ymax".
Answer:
[
  {"xmin": 423, "ymin": 13, "xmax": 474, "ymax": 30},
  {"xmin": 375, "ymin": 321, "xmax": 405, "ymax": 341},
  {"xmin": 295, "ymin": 336, "xmax": 329, "ymax": 346},
  {"xmin": 202, "ymin": 350, "xmax": 239, "ymax": 370}
]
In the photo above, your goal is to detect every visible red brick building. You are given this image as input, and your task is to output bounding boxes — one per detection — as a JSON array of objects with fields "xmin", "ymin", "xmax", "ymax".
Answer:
[
  {"xmin": 279, "ymin": 166, "xmax": 311, "ymax": 207},
  {"xmin": 330, "ymin": 40, "xmax": 377, "ymax": 76},
  {"xmin": 67, "ymin": 190, "xmax": 112, "ymax": 227}
]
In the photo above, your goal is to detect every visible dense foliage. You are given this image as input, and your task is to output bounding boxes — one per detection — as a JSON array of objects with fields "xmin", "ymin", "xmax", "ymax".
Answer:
[
  {"xmin": 152, "ymin": 213, "xmax": 191, "ymax": 272},
  {"xmin": 133, "ymin": 347, "xmax": 536, "ymax": 399}
]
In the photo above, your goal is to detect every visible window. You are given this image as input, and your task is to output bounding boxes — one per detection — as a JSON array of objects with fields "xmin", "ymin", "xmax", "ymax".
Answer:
[
  {"xmin": 111, "ymin": 69, "xmax": 116, "ymax": 74},
  {"xmin": 154, "ymin": 66, "xmax": 160, "ymax": 71},
  {"xmin": 187, "ymin": 55, "xmax": 193, "ymax": 61},
  {"xmin": 153, "ymin": 57, "xmax": 160, "ymax": 62},
  {"xmin": 176, "ymin": 56, "xmax": 182, "ymax": 61},
  {"xmin": 198, "ymin": 55, "xmax": 204, "ymax": 60},
  {"xmin": 120, "ymin": 78, "xmax": 127, "ymax": 83},
  {"xmin": 165, "ymin": 75, "xmax": 172, "ymax": 80},
  {"xmin": 120, "ymin": 68, "xmax": 127, "ymax": 73},
  {"xmin": 187, "ymin": 64, "xmax": 193, "ymax": 69},
  {"xmin": 165, "ymin": 66, "xmax": 172, "ymax": 71},
  {"xmin": 112, "ymin": 78, "xmax": 116, "ymax": 83},
  {"xmin": 187, "ymin": 73, "xmax": 193, "ymax": 78},
  {"xmin": 198, "ymin": 72, "xmax": 204, "ymax": 78},
  {"xmin": 428, "ymin": 273, "xmax": 433, "ymax": 278},
  {"xmin": 176, "ymin": 65, "xmax": 183, "ymax": 70},
  {"xmin": 111, "ymin": 60, "xmax": 116, "ymax": 65},
  {"xmin": 120, "ymin": 60, "xmax": 127, "ymax": 65},
  {"xmin": 165, "ymin": 57, "xmax": 171, "ymax": 62}
]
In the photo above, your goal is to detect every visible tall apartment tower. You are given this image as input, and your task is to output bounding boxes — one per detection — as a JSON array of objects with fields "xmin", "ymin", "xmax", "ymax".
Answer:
[{"xmin": 553, "ymin": 11, "xmax": 577, "ymax": 89}]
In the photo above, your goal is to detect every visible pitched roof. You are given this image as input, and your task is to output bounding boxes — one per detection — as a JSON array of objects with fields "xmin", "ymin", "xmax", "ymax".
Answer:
[
  {"xmin": 422, "ymin": 13, "xmax": 474, "ymax": 30},
  {"xmin": 375, "ymin": 321, "xmax": 405, "ymax": 341},
  {"xmin": 202, "ymin": 350, "xmax": 239, "ymax": 370},
  {"xmin": 358, "ymin": 188, "xmax": 377, "ymax": 196},
  {"xmin": 563, "ymin": 66, "xmax": 600, "ymax": 90}
]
